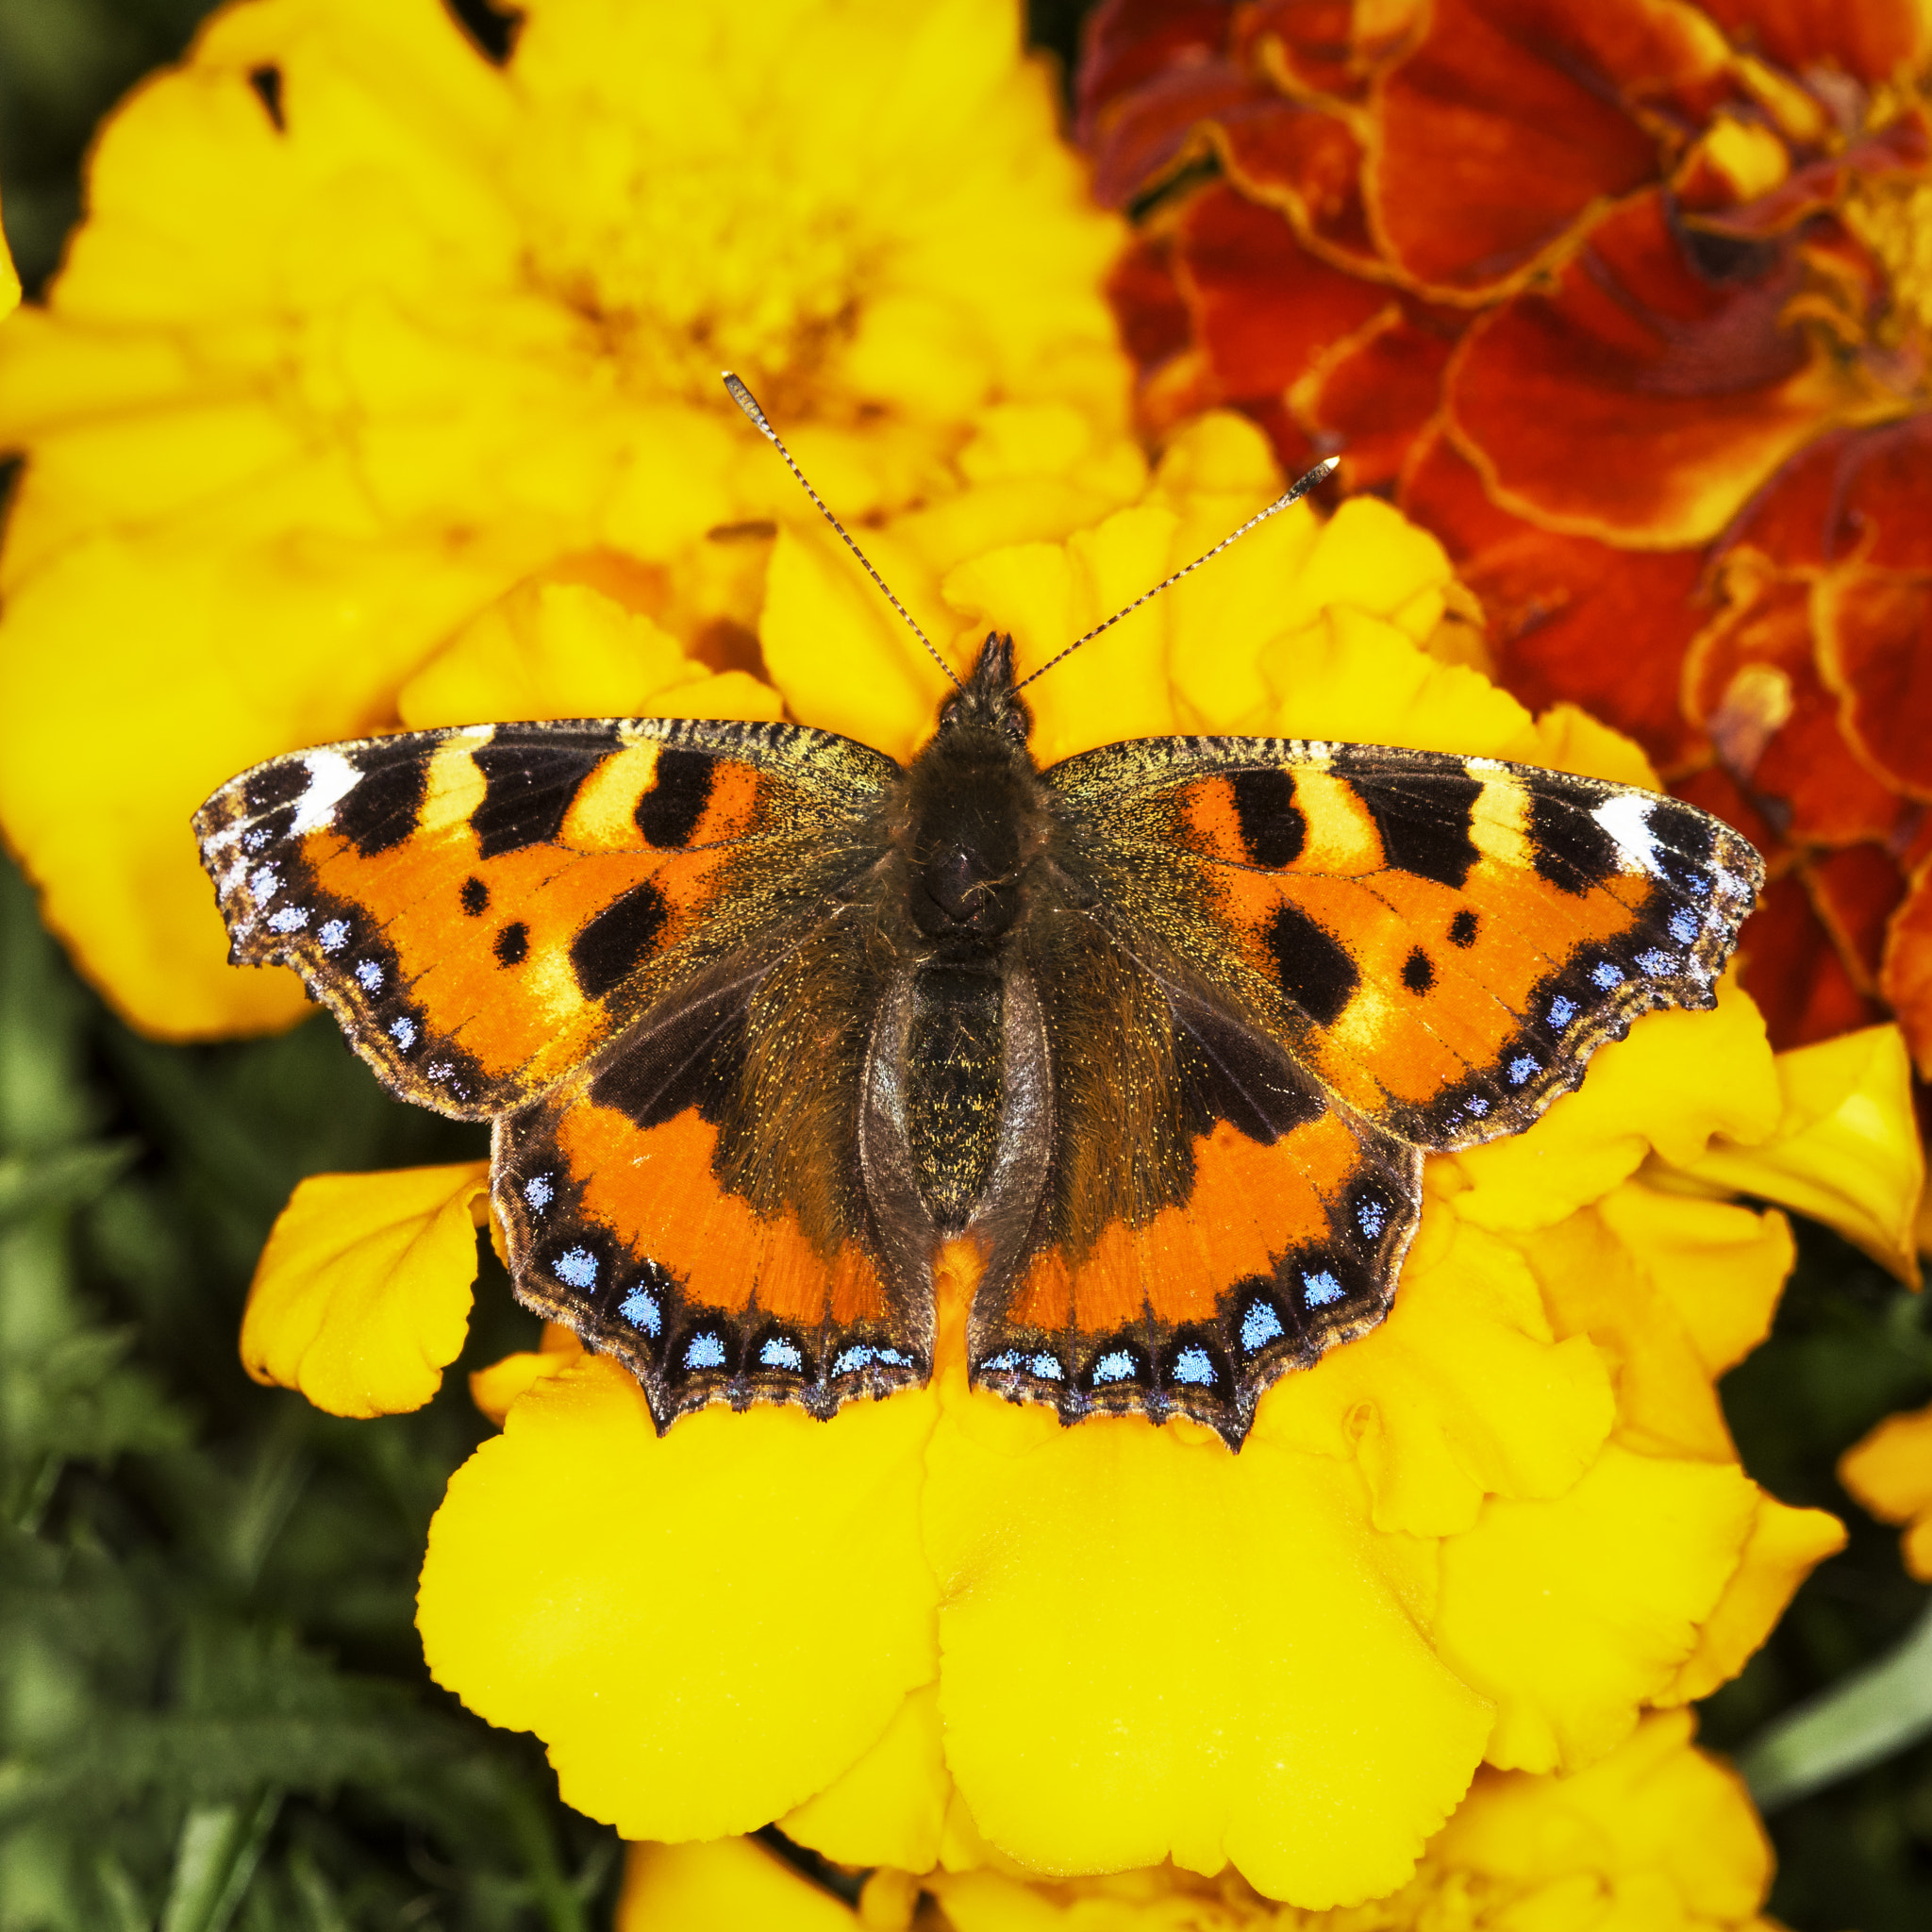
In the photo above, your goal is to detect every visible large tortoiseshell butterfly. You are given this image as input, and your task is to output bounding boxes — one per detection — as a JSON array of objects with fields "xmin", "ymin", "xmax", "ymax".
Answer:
[{"xmin": 196, "ymin": 378, "xmax": 1761, "ymax": 1448}]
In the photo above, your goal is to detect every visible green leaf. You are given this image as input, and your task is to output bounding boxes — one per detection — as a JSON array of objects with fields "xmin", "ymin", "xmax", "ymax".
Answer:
[{"xmin": 1740, "ymin": 1596, "xmax": 1932, "ymax": 1811}]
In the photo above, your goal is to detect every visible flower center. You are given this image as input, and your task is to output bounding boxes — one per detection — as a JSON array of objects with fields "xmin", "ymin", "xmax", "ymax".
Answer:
[{"xmin": 517, "ymin": 111, "xmax": 883, "ymax": 410}]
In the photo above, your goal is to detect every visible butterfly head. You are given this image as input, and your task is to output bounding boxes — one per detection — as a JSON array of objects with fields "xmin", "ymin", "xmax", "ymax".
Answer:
[{"xmin": 933, "ymin": 633, "xmax": 1033, "ymax": 747}]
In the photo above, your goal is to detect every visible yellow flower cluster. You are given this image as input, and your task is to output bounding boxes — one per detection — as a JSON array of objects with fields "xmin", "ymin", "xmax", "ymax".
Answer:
[
  {"xmin": 0, "ymin": 0, "xmax": 1127, "ymax": 1037},
  {"xmin": 234, "ymin": 416, "xmax": 1913, "ymax": 1907},
  {"xmin": 619, "ymin": 1712, "xmax": 1776, "ymax": 1931}
]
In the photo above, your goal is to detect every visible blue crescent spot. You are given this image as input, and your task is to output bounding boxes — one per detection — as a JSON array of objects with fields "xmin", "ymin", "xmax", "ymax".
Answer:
[
  {"xmin": 249, "ymin": 864, "xmax": 279, "ymax": 898},
  {"xmin": 759, "ymin": 1336, "xmax": 804, "ymax": 1372},
  {"xmin": 1591, "ymin": 960, "xmax": 1624, "ymax": 991},
  {"xmin": 684, "ymin": 1331, "xmax": 727, "ymax": 1371},
  {"xmin": 980, "ymin": 1351, "xmax": 1023, "ymax": 1374},
  {"xmin": 1507, "ymin": 1054, "xmax": 1538, "ymax": 1085},
  {"xmin": 1091, "ymin": 1349, "xmax": 1136, "ymax": 1386},
  {"xmin": 1466, "ymin": 1094, "xmax": 1490, "ymax": 1117},
  {"xmin": 1548, "ymin": 994, "xmax": 1576, "ymax": 1028},
  {"xmin": 1241, "ymin": 1300, "xmax": 1285, "ymax": 1352},
  {"xmin": 1669, "ymin": 907, "xmax": 1700, "ymax": 943},
  {"xmin": 1171, "ymin": 1346, "xmax": 1216, "ymax": 1387},
  {"xmin": 357, "ymin": 959, "xmax": 384, "ymax": 991},
  {"xmin": 523, "ymin": 1174, "xmax": 554, "ymax": 1210},
  {"xmin": 388, "ymin": 1015, "xmax": 417, "ymax": 1051},
  {"xmin": 1028, "ymin": 1353, "xmax": 1064, "ymax": 1381},
  {"xmin": 619, "ymin": 1287, "xmax": 661, "ymax": 1336},
  {"xmin": 553, "ymin": 1246, "xmax": 597, "ymax": 1290},
  {"xmin": 266, "ymin": 906, "xmax": 308, "ymax": 934},
  {"xmin": 1637, "ymin": 947, "xmax": 1678, "ymax": 977},
  {"xmin": 1357, "ymin": 1197, "xmax": 1386, "ymax": 1239},
  {"xmin": 832, "ymin": 1344, "xmax": 876, "ymax": 1374},
  {"xmin": 1302, "ymin": 1270, "xmax": 1344, "ymax": 1307},
  {"xmin": 319, "ymin": 919, "xmax": 351, "ymax": 953}
]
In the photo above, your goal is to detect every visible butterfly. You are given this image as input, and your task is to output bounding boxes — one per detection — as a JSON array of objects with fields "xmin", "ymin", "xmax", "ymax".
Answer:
[{"xmin": 194, "ymin": 382, "xmax": 1762, "ymax": 1449}]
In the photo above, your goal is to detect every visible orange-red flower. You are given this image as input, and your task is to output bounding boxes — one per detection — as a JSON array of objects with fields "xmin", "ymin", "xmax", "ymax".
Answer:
[{"xmin": 1080, "ymin": 0, "xmax": 1932, "ymax": 1074}]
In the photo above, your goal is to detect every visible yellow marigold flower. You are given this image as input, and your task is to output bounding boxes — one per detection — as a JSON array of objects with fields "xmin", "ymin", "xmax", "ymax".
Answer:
[
  {"xmin": 1841, "ymin": 1401, "xmax": 1932, "ymax": 1581},
  {"xmin": 0, "ymin": 0, "xmax": 1130, "ymax": 1040},
  {"xmin": 616, "ymin": 1711, "xmax": 1776, "ymax": 1931},
  {"xmin": 233, "ymin": 419, "xmax": 1871, "ymax": 1907}
]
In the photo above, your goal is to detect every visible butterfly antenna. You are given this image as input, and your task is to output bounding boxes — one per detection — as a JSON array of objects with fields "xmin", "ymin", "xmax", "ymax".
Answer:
[
  {"xmin": 1013, "ymin": 457, "xmax": 1341, "ymax": 691},
  {"xmin": 723, "ymin": 372, "xmax": 964, "ymax": 692}
]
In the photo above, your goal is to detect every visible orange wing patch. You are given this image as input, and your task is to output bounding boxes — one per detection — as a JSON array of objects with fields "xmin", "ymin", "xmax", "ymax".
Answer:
[
  {"xmin": 195, "ymin": 719, "xmax": 877, "ymax": 1119},
  {"xmin": 1163, "ymin": 749, "xmax": 1761, "ymax": 1145}
]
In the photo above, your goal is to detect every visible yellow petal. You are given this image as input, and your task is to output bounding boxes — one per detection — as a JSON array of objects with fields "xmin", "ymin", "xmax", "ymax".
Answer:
[
  {"xmin": 943, "ymin": 504, "xmax": 1183, "ymax": 762},
  {"xmin": 1452, "ymin": 974, "xmax": 1780, "ymax": 1233},
  {"xmin": 1259, "ymin": 1208, "xmax": 1615, "ymax": 1537},
  {"xmin": 0, "ymin": 199, "xmax": 18, "ymax": 318},
  {"xmin": 396, "ymin": 579, "xmax": 783, "ymax": 727},
  {"xmin": 761, "ymin": 523, "xmax": 951, "ymax": 762},
  {"xmin": 240, "ymin": 1161, "xmax": 488, "ymax": 1417},
  {"xmin": 418, "ymin": 1359, "xmax": 939, "ymax": 1840},
  {"xmin": 1434, "ymin": 1444, "xmax": 1759, "ymax": 1773},
  {"xmin": 1264, "ymin": 607, "xmax": 1533, "ymax": 758},
  {"xmin": 1840, "ymin": 1401, "xmax": 1932, "ymax": 1579},
  {"xmin": 1660, "ymin": 1024, "xmax": 1924, "ymax": 1284},
  {"xmin": 781, "ymin": 1683, "xmax": 951, "ymax": 1874},
  {"xmin": 618, "ymin": 1837, "xmax": 858, "ymax": 1932},
  {"xmin": 1593, "ymin": 1186, "xmax": 1792, "ymax": 1380},
  {"xmin": 1658, "ymin": 1494, "xmax": 1846, "ymax": 1703},
  {"xmin": 924, "ymin": 1379, "xmax": 1491, "ymax": 1908},
  {"xmin": 1435, "ymin": 1710, "xmax": 1771, "ymax": 1927},
  {"xmin": 468, "ymin": 1323, "xmax": 585, "ymax": 1428}
]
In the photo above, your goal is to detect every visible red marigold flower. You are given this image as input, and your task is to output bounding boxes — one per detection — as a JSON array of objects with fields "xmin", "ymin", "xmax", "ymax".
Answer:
[{"xmin": 1080, "ymin": 0, "xmax": 1932, "ymax": 1074}]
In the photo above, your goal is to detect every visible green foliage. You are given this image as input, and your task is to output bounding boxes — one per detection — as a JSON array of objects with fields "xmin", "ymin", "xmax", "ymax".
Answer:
[{"xmin": 0, "ymin": 853, "xmax": 617, "ymax": 1929}]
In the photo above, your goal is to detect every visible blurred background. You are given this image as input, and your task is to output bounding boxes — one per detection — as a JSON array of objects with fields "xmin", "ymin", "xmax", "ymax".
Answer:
[{"xmin": 0, "ymin": 2, "xmax": 1928, "ymax": 1926}]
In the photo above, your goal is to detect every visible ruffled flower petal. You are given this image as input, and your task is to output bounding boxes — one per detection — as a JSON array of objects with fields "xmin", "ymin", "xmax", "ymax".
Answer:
[
  {"xmin": 617, "ymin": 1710, "xmax": 1776, "ymax": 1931},
  {"xmin": 1660, "ymin": 1024, "xmax": 1925, "ymax": 1281},
  {"xmin": 1446, "ymin": 190, "xmax": 1853, "ymax": 547},
  {"xmin": 1840, "ymin": 1401, "xmax": 1932, "ymax": 1580},
  {"xmin": 922, "ymin": 1370, "xmax": 1492, "ymax": 1907},
  {"xmin": 240, "ymin": 1161, "xmax": 489, "ymax": 1416},
  {"xmin": 417, "ymin": 1356, "xmax": 941, "ymax": 1840}
]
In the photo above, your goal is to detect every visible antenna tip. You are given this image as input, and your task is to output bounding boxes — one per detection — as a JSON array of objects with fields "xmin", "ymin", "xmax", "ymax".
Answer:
[
  {"xmin": 722, "ymin": 372, "xmax": 774, "ymax": 435},
  {"xmin": 1277, "ymin": 456, "xmax": 1341, "ymax": 508}
]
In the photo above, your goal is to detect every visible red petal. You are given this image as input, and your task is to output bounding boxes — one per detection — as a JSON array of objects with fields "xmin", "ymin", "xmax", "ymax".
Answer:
[
  {"xmin": 1447, "ymin": 189, "xmax": 1853, "ymax": 543},
  {"xmin": 1106, "ymin": 226, "xmax": 1194, "ymax": 375},
  {"xmin": 1882, "ymin": 860, "xmax": 1932, "ymax": 1076},
  {"xmin": 1699, "ymin": 0, "xmax": 1932, "ymax": 87},
  {"xmin": 1174, "ymin": 183, "xmax": 1390, "ymax": 399},
  {"xmin": 1808, "ymin": 841, "xmax": 1907, "ymax": 989},
  {"xmin": 1367, "ymin": 0, "xmax": 1729, "ymax": 294},
  {"xmin": 1084, "ymin": 60, "xmax": 1277, "ymax": 209},
  {"xmin": 1400, "ymin": 428, "xmax": 1707, "ymax": 770},
  {"xmin": 1300, "ymin": 307, "xmax": 1461, "ymax": 491},
  {"xmin": 1234, "ymin": 0, "xmax": 1422, "ymax": 100},
  {"xmin": 1683, "ymin": 563, "xmax": 1904, "ymax": 843},
  {"xmin": 1739, "ymin": 871, "xmax": 1885, "ymax": 1051},
  {"xmin": 1078, "ymin": 0, "xmax": 1233, "ymax": 141},
  {"xmin": 1218, "ymin": 96, "xmax": 1380, "ymax": 267},
  {"xmin": 1818, "ymin": 568, "xmax": 1932, "ymax": 798},
  {"xmin": 1733, "ymin": 417, "xmax": 1932, "ymax": 571}
]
